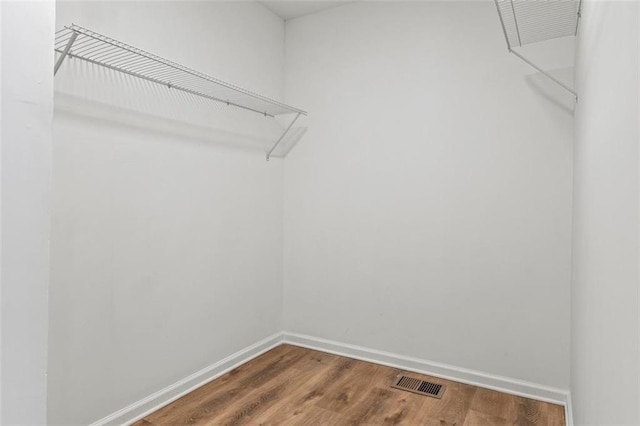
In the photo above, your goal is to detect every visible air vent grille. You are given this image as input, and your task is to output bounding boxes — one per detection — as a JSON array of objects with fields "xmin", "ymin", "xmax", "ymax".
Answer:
[{"xmin": 391, "ymin": 375, "xmax": 446, "ymax": 399}]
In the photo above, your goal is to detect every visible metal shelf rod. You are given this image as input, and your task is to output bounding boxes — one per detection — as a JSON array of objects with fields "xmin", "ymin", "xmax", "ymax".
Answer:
[
  {"xmin": 509, "ymin": 49, "xmax": 577, "ymax": 99},
  {"xmin": 267, "ymin": 113, "xmax": 301, "ymax": 161},
  {"xmin": 54, "ymin": 31, "xmax": 77, "ymax": 75}
]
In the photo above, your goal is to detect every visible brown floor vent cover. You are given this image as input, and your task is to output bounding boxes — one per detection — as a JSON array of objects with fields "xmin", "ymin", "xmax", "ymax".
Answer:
[{"xmin": 391, "ymin": 375, "xmax": 446, "ymax": 399}]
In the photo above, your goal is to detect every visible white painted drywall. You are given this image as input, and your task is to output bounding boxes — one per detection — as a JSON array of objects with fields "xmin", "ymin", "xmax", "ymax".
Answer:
[
  {"xmin": 1, "ymin": 0, "xmax": 55, "ymax": 424},
  {"xmin": 48, "ymin": 2, "xmax": 286, "ymax": 424},
  {"xmin": 571, "ymin": 0, "xmax": 640, "ymax": 424},
  {"xmin": 283, "ymin": 1, "xmax": 574, "ymax": 389},
  {"xmin": 0, "ymin": 0, "xmax": 3, "ymax": 417}
]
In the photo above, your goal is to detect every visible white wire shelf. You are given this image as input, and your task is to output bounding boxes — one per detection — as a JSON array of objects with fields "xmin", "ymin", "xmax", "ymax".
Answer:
[
  {"xmin": 494, "ymin": 0, "xmax": 581, "ymax": 99},
  {"xmin": 495, "ymin": 0, "xmax": 581, "ymax": 49},
  {"xmin": 54, "ymin": 24, "xmax": 307, "ymax": 159}
]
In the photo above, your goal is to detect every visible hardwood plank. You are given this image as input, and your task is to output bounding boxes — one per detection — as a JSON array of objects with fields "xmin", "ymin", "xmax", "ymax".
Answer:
[
  {"xmin": 343, "ymin": 386, "xmax": 398, "ymax": 424},
  {"xmin": 421, "ymin": 378, "xmax": 477, "ymax": 425},
  {"xmin": 315, "ymin": 361, "xmax": 394, "ymax": 415},
  {"xmin": 140, "ymin": 345, "xmax": 307, "ymax": 425},
  {"xmin": 470, "ymin": 387, "xmax": 521, "ymax": 420},
  {"xmin": 290, "ymin": 348, "xmax": 340, "ymax": 372},
  {"xmin": 286, "ymin": 355, "xmax": 359, "ymax": 407},
  {"xmin": 251, "ymin": 354, "xmax": 347, "ymax": 423},
  {"xmin": 207, "ymin": 355, "xmax": 333, "ymax": 425},
  {"xmin": 135, "ymin": 345, "xmax": 565, "ymax": 426},
  {"xmin": 514, "ymin": 396, "xmax": 565, "ymax": 426},
  {"xmin": 470, "ymin": 388, "xmax": 565, "ymax": 426},
  {"xmin": 262, "ymin": 405, "xmax": 341, "ymax": 426},
  {"xmin": 463, "ymin": 409, "xmax": 510, "ymax": 425},
  {"xmin": 133, "ymin": 420, "xmax": 154, "ymax": 426},
  {"xmin": 376, "ymin": 387, "xmax": 432, "ymax": 425}
]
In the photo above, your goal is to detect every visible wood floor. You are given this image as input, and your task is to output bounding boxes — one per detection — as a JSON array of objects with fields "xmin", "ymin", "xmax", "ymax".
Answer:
[{"xmin": 133, "ymin": 345, "xmax": 565, "ymax": 425}]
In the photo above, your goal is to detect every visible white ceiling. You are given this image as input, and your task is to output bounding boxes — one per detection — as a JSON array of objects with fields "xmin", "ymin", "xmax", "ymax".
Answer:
[{"xmin": 259, "ymin": 1, "xmax": 355, "ymax": 21}]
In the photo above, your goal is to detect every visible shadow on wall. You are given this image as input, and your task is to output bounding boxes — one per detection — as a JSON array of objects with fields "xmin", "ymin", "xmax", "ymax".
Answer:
[
  {"xmin": 275, "ymin": 126, "xmax": 308, "ymax": 158},
  {"xmin": 54, "ymin": 59, "xmax": 305, "ymax": 157},
  {"xmin": 524, "ymin": 66, "xmax": 577, "ymax": 114}
]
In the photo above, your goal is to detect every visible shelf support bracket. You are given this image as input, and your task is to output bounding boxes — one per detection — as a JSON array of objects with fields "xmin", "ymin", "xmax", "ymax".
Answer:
[
  {"xmin": 266, "ymin": 112, "xmax": 302, "ymax": 161},
  {"xmin": 54, "ymin": 31, "xmax": 78, "ymax": 75},
  {"xmin": 509, "ymin": 49, "xmax": 578, "ymax": 101}
]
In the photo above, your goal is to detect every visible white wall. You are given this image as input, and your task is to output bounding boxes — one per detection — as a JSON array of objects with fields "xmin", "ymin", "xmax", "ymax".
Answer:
[
  {"xmin": 48, "ymin": 2, "xmax": 286, "ymax": 424},
  {"xmin": 1, "ymin": 1, "xmax": 3, "ymax": 417},
  {"xmin": 571, "ymin": 1, "xmax": 640, "ymax": 424},
  {"xmin": 1, "ymin": 1, "xmax": 55, "ymax": 424},
  {"xmin": 283, "ymin": 1, "xmax": 574, "ymax": 389}
]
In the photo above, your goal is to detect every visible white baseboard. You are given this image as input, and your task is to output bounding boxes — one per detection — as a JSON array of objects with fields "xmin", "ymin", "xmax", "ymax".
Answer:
[
  {"xmin": 88, "ymin": 331, "xmax": 573, "ymax": 426},
  {"xmin": 88, "ymin": 332, "xmax": 284, "ymax": 426},
  {"xmin": 565, "ymin": 392, "xmax": 574, "ymax": 426},
  {"xmin": 283, "ymin": 332, "xmax": 572, "ymax": 420}
]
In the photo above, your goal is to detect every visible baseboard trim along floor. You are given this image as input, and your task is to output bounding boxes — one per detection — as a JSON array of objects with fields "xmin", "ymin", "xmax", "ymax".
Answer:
[
  {"xmin": 88, "ymin": 331, "xmax": 572, "ymax": 426},
  {"xmin": 89, "ymin": 333, "xmax": 285, "ymax": 426},
  {"xmin": 282, "ymin": 332, "xmax": 573, "ymax": 426}
]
